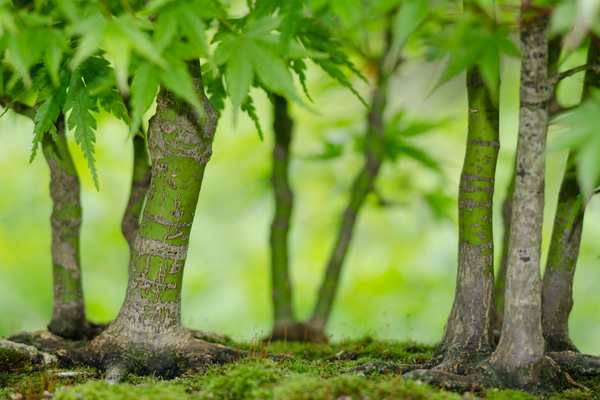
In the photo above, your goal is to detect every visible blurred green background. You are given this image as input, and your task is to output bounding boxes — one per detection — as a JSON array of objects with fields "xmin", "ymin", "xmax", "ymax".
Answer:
[{"xmin": 1, "ymin": 52, "xmax": 599, "ymax": 354}]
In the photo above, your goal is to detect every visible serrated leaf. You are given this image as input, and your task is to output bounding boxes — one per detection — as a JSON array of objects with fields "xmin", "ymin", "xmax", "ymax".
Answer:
[
  {"xmin": 64, "ymin": 72, "xmax": 99, "ymax": 189},
  {"xmin": 241, "ymin": 95, "xmax": 263, "ymax": 140},
  {"xmin": 130, "ymin": 62, "xmax": 160, "ymax": 134}
]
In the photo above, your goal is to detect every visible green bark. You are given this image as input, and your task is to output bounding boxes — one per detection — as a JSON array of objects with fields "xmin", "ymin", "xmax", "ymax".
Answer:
[
  {"xmin": 93, "ymin": 67, "xmax": 219, "ymax": 363},
  {"xmin": 121, "ymin": 134, "xmax": 151, "ymax": 251},
  {"xmin": 440, "ymin": 67, "xmax": 499, "ymax": 361},
  {"xmin": 309, "ymin": 41, "xmax": 389, "ymax": 330},
  {"xmin": 270, "ymin": 94, "xmax": 296, "ymax": 324},
  {"xmin": 42, "ymin": 120, "xmax": 87, "ymax": 339}
]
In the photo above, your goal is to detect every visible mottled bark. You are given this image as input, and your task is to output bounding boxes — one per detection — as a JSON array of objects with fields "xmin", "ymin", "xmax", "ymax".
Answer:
[
  {"xmin": 541, "ymin": 40, "xmax": 600, "ymax": 352},
  {"xmin": 309, "ymin": 41, "xmax": 389, "ymax": 331},
  {"xmin": 90, "ymin": 66, "xmax": 237, "ymax": 378},
  {"xmin": 42, "ymin": 121, "xmax": 87, "ymax": 340},
  {"xmin": 439, "ymin": 67, "xmax": 500, "ymax": 368},
  {"xmin": 269, "ymin": 94, "xmax": 295, "ymax": 325},
  {"xmin": 489, "ymin": 13, "xmax": 551, "ymax": 386},
  {"xmin": 494, "ymin": 37, "xmax": 561, "ymax": 335},
  {"xmin": 121, "ymin": 134, "xmax": 151, "ymax": 251}
]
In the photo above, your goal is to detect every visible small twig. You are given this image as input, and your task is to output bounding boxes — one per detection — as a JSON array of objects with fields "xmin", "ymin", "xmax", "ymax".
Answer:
[{"xmin": 551, "ymin": 64, "xmax": 600, "ymax": 85}]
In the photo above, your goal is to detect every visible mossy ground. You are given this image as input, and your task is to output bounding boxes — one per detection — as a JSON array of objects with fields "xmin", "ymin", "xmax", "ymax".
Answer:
[{"xmin": 1, "ymin": 339, "xmax": 598, "ymax": 399}]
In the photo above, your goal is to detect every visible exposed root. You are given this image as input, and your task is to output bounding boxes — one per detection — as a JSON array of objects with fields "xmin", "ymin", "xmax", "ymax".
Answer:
[
  {"xmin": 351, "ymin": 361, "xmax": 411, "ymax": 376},
  {"xmin": 404, "ymin": 368, "xmax": 485, "ymax": 392},
  {"xmin": 404, "ymin": 355, "xmax": 576, "ymax": 394},
  {"xmin": 0, "ymin": 339, "xmax": 58, "ymax": 371},
  {"xmin": 266, "ymin": 321, "xmax": 329, "ymax": 343},
  {"xmin": 548, "ymin": 351, "xmax": 600, "ymax": 376},
  {"xmin": 88, "ymin": 328, "xmax": 241, "ymax": 382},
  {"xmin": 188, "ymin": 328, "xmax": 233, "ymax": 345}
]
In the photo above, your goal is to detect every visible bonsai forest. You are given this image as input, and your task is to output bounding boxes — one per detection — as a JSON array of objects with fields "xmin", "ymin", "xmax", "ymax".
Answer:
[{"xmin": 3, "ymin": 0, "xmax": 600, "ymax": 399}]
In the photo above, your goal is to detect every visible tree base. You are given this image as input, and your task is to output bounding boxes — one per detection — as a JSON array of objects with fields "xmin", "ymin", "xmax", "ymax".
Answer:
[
  {"xmin": 405, "ymin": 355, "xmax": 574, "ymax": 394},
  {"xmin": 5, "ymin": 328, "xmax": 240, "ymax": 382},
  {"xmin": 545, "ymin": 336, "xmax": 579, "ymax": 353},
  {"xmin": 266, "ymin": 321, "xmax": 328, "ymax": 343}
]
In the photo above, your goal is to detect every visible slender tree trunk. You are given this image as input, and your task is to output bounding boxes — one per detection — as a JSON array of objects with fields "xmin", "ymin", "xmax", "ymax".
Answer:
[
  {"xmin": 309, "ymin": 46, "xmax": 389, "ymax": 333},
  {"xmin": 42, "ymin": 120, "xmax": 87, "ymax": 340},
  {"xmin": 488, "ymin": 12, "xmax": 550, "ymax": 386},
  {"xmin": 541, "ymin": 156, "xmax": 583, "ymax": 352},
  {"xmin": 439, "ymin": 68, "xmax": 499, "ymax": 367},
  {"xmin": 121, "ymin": 134, "xmax": 151, "ymax": 251},
  {"xmin": 493, "ymin": 175, "xmax": 514, "ymax": 335},
  {"xmin": 541, "ymin": 40, "xmax": 600, "ymax": 352},
  {"xmin": 269, "ymin": 95, "xmax": 296, "ymax": 327},
  {"xmin": 90, "ymin": 67, "xmax": 236, "ymax": 379},
  {"xmin": 493, "ymin": 37, "xmax": 561, "ymax": 336}
]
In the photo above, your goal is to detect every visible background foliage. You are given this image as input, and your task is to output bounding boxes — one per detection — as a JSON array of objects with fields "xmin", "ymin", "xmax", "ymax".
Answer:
[{"xmin": 1, "ymin": 44, "xmax": 600, "ymax": 353}]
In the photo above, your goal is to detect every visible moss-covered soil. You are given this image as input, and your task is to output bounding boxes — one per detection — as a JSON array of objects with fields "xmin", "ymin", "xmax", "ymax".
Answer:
[{"xmin": 1, "ymin": 339, "xmax": 598, "ymax": 399}]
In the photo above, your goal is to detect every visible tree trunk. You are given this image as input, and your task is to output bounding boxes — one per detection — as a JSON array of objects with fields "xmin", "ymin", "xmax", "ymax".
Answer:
[
  {"xmin": 269, "ymin": 94, "xmax": 296, "ymax": 327},
  {"xmin": 121, "ymin": 134, "xmax": 151, "ymax": 251},
  {"xmin": 541, "ymin": 156, "xmax": 583, "ymax": 352},
  {"xmin": 42, "ymin": 120, "xmax": 87, "ymax": 340},
  {"xmin": 493, "ymin": 175, "xmax": 514, "ymax": 336},
  {"xmin": 439, "ymin": 68, "xmax": 499, "ymax": 368},
  {"xmin": 90, "ymin": 67, "xmax": 236, "ymax": 379},
  {"xmin": 488, "ymin": 12, "xmax": 551, "ymax": 387},
  {"xmin": 494, "ymin": 37, "xmax": 561, "ymax": 337},
  {"xmin": 309, "ymin": 46, "xmax": 388, "ymax": 333},
  {"xmin": 541, "ymin": 39, "xmax": 600, "ymax": 352}
]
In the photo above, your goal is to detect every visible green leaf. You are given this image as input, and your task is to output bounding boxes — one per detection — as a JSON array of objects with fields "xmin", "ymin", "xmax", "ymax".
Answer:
[
  {"xmin": 241, "ymin": 95, "xmax": 263, "ymax": 140},
  {"xmin": 64, "ymin": 71, "xmax": 99, "ymax": 189},
  {"xmin": 31, "ymin": 74, "xmax": 68, "ymax": 162},
  {"xmin": 576, "ymin": 133, "xmax": 600, "ymax": 197},
  {"xmin": 248, "ymin": 42, "xmax": 300, "ymax": 102},
  {"xmin": 225, "ymin": 42, "xmax": 253, "ymax": 114},
  {"xmin": 130, "ymin": 62, "xmax": 160, "ymax": 134},
  {"xmin": 70, "ymin": 16, "xmax": 106, "ymax": 70},
  {"xmin": 392, "ymin": 0, "xmax": 428, "ymax": 50}
]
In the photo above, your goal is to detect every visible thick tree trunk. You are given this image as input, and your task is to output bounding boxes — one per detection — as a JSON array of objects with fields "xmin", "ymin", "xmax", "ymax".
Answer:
[
  {"xmin": 541, "ymin": 40, "xmax": 600, "ymax": 352},
  {"xmin": 439, "ymin": 68, "xmax": 500, "ymax": 368},
  {"xmin": 309, "ymin": 53, "xmax": 388, "ymax": 332},
  {"xmin": 270, "ymin": 94, "xmax": 296, "ymax": 327},
  {"xmin": 541, "ymin": 157, "xmax": 583, "ymax": 352},
  {"xmin": 90, "ymin": 67, "xmax": 236, "ymax": 379},
  {"xmin": 488, "ymin": 13, "xmax": 551, "ymax": 387},
  {"xmin": 42, "ymin": 121, "xmax": 88, "ymax": 340},
  {"xmin": 121, "ymin": 134, "xmax": 151, "ymax": 251}
]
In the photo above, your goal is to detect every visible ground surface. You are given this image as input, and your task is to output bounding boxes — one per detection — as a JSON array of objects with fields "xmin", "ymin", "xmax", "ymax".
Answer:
[{"xmin": 1, "ymin": 339, "xmax": 599, "ymax": 399}]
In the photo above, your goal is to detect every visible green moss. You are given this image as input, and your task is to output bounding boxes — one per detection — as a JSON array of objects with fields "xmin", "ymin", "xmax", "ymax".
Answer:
[
  {"xmin": 1, "ymin": 341, "xmax": 598, "ymax": 400},
  {"xmin": 54, "ymin": 382, "xmax": 192, "ymax": 400},
  {"xmin": 0, "ymin": 348, "xmax": 31, "ymax": 372},
  {"xmin": 485, "ymin": 389, "xmax": 537, "ymax": 400}
]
